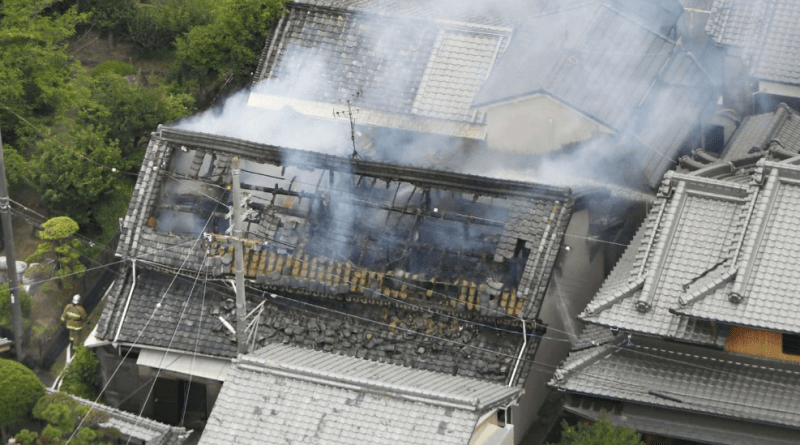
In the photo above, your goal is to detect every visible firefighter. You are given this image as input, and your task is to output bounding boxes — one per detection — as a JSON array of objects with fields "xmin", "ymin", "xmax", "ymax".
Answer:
[{"xmin": 61, "ymin": 294, "xmax": 88, "ymax": 347}]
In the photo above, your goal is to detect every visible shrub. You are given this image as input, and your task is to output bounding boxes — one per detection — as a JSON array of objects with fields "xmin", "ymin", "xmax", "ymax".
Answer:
[
  {"xmin": 0, "ymin": 284, "xmax": 32, "ymax": 331},
  {"xmin": 18, "ymin": 392, "xmax": 120, "ymax": 445},
  {"xmin": 0, "ymin": 359, "xmax": 46, "ymax": 435},
  {"xmin": 127, "ymin": 0, "xmax": 215, "ymax": 51},
  {"xmin": 551, "ymin": 417, "xmax": 644, "ymax": 445},
  {"xmin": 60, "ymin": 346, "xmax": 100, "ymax": 400},
  {"xmin": 91, "ymin": 60, "xmax": 137, "ymax": 78}
]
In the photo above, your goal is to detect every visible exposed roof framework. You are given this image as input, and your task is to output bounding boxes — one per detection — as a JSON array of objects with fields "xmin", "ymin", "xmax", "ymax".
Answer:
[{"xmin": 97, "ymin": 127, "xmax": 573, "ymax": 385}]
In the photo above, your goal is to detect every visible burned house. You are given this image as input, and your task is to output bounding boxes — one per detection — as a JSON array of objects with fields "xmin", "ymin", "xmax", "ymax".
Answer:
[
  {"xmin": 472, "ymin": 1, "xmax": 717, "ymax": 187},
  {"xmin": 706, "ymin": 0, "xmax": 800, "ymax": 114},
  {"xmin": 90, "ymin": 126, "xmax": 574, "ymax": 442},
  {"xmin": 551, "ymin": 104, "xmax": 800, "ymax": 444}
]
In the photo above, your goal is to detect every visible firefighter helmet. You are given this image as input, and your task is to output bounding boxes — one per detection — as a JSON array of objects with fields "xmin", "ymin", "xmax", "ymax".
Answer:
[{"xmin": 72, "ymin": 294, "xmax": 80, "ymax": 305}]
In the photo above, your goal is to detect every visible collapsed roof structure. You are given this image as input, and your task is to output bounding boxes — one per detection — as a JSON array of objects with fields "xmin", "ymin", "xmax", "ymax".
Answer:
[
  {"xmin": 92, "ymin": 124, "xmax": 573, "ymax": 440},
  {"xmin": 552, "ymin": 104, "xmax": 800, "ymax": 445}
]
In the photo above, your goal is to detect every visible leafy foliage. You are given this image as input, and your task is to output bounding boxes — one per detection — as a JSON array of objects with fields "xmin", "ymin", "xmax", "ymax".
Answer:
[
  {"xmin": 87, "ymin": 71, "xmax": 194, "ymax": 163},
  {"xmin": 176, "ymin": 0, "xmax": 285, "ymax": 80},
  {"xmin": 27, "ymin": 216, "xmax": 86, "ymax": 291},
  {"xmin": 0, "ymin": 283, "xmax": 32, "ymax": 331},
  {"xmin": 126, "ymin": 0, "xmax": 214, "ymax": 51},
  {"xmin": 77, "ymin": 0, "xmax": 136, "ymax": 37},
  {"xmin": 32, "ymin": 126, "xmax": 122, "ymax": 228},
  {"xmin": 0, "ymin": 359, "xmax": 46, "ymax": 430},
  {"xmin": 16, "ymin": 392, "xmax": 120, "ymax": 445},
  {"xmin": 90, "ymin": 60, "xmax": 137, "ymax": 78},
  {"xmin": 60, "ymin": 346, "xmax": 100, "ymax": 400},
  {"xmin": 0, "ymin": 0, "xmax": 88, "ymax": 140},
  {"xmin": 551, "ymin": 417, "xmax": 644, "ymax": 445}
]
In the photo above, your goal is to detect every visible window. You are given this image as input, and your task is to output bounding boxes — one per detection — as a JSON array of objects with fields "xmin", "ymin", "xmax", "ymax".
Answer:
[{"xmin": 782, "ymin": 334, "xmax": 800, "ymax": 355}]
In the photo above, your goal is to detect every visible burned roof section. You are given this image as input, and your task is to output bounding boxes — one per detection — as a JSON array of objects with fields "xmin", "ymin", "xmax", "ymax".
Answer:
[
  {"xmin": 108, "ymin": 269, "xmax": 539, "ymax": 384},
  {"xmin": 97, "ymin": 126, "xmax": 571, "ymax": 386}
]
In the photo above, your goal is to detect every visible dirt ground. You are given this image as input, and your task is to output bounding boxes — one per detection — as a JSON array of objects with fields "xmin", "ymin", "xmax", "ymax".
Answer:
[{"xmin": 68, "ymin": 30, "xmax": 171, "ymax": 75}]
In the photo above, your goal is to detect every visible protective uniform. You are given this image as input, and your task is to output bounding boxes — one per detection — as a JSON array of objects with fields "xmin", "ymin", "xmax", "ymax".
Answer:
[{"xmin": 61, "ymin": 295, "xmax": 88, "ymax": 343}]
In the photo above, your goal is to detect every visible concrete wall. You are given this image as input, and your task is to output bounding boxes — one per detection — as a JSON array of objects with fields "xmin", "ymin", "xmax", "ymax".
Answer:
[
  {"xmin": 514, "ymin": 209, "xmax": 608, "ymax": 443},
  {"xmin": 485, "ymin": 95, "xmax": 613, "ymax": 155}
]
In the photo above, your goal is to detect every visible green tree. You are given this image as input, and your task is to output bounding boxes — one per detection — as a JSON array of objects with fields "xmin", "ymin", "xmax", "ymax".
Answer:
[
  {"xmin": 60, "ymin": 346, "xmax": 100, "ymax": 400},
  {"xmin": 15, "ymin": 392, "xmax": 120, "ymax": 445},
  {"xmin": 0, "ymin": 283, "xmax": 33, "ymax": 331},
  {"xmin": 551, "ymin": 417, "xmax": 644, "ymax": 445},
  {"xmin": 87, "ymin": 71, "xmax": 194, "ymax": 164},
  {"xmin": 27, "ymin": 216, "xmax": 86, "ymax": 291},
  {"xmin": 176, "ymin": 0, "xmax": 285, "ymax": 81},
  {"xmin": 32, "ymin": 126, "xmax": 122, "ymax": 228},
  {"xmin": 0, "ymin": 0, "xmax": 88, "ymax": 143},
  {"xmin": 0, "ymin": 359, "xmax": 46, "ymax": 443}
]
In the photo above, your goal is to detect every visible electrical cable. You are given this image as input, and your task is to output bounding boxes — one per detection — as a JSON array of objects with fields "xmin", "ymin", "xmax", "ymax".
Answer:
[
  {"xmin": 62, "ymin": 219, "xmax": 216, "ymax": 444},
  {"xmin": 180, "ymin": 268, "xmax": 210, "ymax": 427},
  {"xmin": 124, "ymin": 247, "xmax": 211, "ymax": 445}
]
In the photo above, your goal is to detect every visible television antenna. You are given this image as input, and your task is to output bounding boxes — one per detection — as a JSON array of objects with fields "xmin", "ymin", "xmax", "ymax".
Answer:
[{"xmin": 333, "ymin": 90, "xmax": 362, "ymax": 159}]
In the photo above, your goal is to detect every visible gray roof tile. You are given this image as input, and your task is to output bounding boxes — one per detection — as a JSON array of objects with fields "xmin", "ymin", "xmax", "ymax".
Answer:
[
  {"xmin": 581, "ymin": 171, "xmax": 751, "ymax": 344},
  {"xmin": 675, "ymin": 161, "xmax": 800, "ymax": 332},
  {"xmin": 199, "ymin": 343, "xmax": 519, "ymax": 445},
  {"xmin": 551, "ymin": 338, "xmax": 800, "ymax": 428},
  {"xmin": 49, "ymin": 390, "xmax": 187, "ymax": 445},
  {"xmin": 706, "ymin": 0, "xmax": 800, "ymax": 85},
  {"xmin": 254, "ymin": 3, "xmax": 510, "ymax": 125}
]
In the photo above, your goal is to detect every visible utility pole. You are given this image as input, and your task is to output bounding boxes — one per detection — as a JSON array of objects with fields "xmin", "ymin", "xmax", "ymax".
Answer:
[
  {"xmin": 0, "ymin": 125, "xmax": 24, "ymax": 359},
  {"xmin": 231, "ymin": 157, "xmax": 248, "ymax": 354}
]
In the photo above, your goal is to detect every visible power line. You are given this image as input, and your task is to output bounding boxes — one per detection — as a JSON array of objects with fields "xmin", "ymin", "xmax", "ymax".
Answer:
[
  {"xmin": 125, "ymin": 248, "xmax": 211, "ymax": 445},
  {"xmin": 65, "ymin": 210, "xmax": 218, "ymax": 445}
]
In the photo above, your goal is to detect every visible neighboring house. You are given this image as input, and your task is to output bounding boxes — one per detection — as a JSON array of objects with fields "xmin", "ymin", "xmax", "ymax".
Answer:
[
  {"xmin": 49, "ymin": 390, "xmax": 188, "ymax": 445},
  {"xmin": 472, "ymin": 2, "xmax": 716, "ymax": 187},
  {"xmin": 90, "ymin": 126, "xmax": 574, "ymax": 443},
  {"xmin": 706, "ymin": 0, "xmax": 800, "ymax": 113},
  {"xmin": 198, "ymin": 342, "xmax": 520, "ymax": 445},
  {"xmin": 248, "ymin": 0, "xmax": 517, "ymax": 150},
  {"xmin": 551, "ymin": 104, "xmax": 800, "ymax": 444}
]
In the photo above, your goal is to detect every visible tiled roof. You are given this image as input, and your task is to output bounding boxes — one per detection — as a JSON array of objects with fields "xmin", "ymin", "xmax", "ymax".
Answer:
[
  {"xmin": 580, "ymin": 170, "xmax": 751, "ymax": 344},
  {"xmin": 474, "ymin": 3, "xmax": 676, "ymax": 129},
  {"xmin": 550, "ymin": 338, "xmax": 800, "ymax": 429},
  {"xmin": 49, "ymin": 390, "xmax": 187, "ymax": 445},
  {"xmin": 706, "ymin": 0, "xmax": 800, "ymax": 85},
  {"xmin": 583, "ymin": 126, "xmax": 800, "ymax": 337},
  {"xmin": 674, "ymin": 160, "xmax": 800, "ymax": 333},
  {"xmin": 253, "ymin": 2, "xmax": 511, "ymax": 127},
  {"xmin": 102, "ymin": 128, "xmax": 572, "ymax": 332},
  {"xmin": 200, "ymin": 343, "xmax": 519, "ymax": 445},
  {"xmin": 108, "ymin": 269, "xmax": 539, "ymax": 384},
  {"xmin": 473, "ymin": 2, "xmax": 715, "ymax": 186},
  {"xmin": 572, "ymin": 322, "xmax": 619, "ymax": 351},
  {"xmin": 680, "ymin": 104, "xmax": 800, "ymax": 171},
  {"xmin": 288, "ymin": 0, "xmax": 532, "ymax": 27}
]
